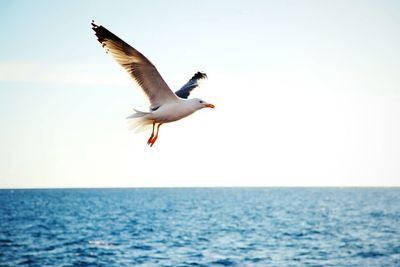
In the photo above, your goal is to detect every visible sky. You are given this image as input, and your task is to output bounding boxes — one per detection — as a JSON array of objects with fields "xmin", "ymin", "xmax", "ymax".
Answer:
[{"xmin": 1, "ymin": 0, "xmax": 400, "ymax": 188}]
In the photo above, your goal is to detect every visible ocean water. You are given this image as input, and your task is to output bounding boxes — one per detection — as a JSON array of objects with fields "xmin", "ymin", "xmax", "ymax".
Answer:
[{"xmin": 0, "ymin": 188, "xmax": 399, "ymax": 266}]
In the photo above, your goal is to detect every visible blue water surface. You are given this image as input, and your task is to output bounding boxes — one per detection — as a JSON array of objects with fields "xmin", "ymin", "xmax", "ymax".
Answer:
[{"xmin": 0, "ymin": 188, "xmax": 399, "ymax": 266}]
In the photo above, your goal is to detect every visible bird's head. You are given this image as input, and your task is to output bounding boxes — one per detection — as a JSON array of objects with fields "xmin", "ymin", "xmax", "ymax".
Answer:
[{"xmin": 191, "ymin": 98, "xmax": 215, "ymax": 110}]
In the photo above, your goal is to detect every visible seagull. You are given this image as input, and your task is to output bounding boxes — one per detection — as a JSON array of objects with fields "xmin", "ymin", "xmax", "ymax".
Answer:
[{"xmin": 91, "ymin": 21, "xmax": 215, "ymax": 147}]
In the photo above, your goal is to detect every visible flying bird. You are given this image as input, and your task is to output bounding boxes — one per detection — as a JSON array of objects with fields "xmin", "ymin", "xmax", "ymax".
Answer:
[{"xmin": 91, "ymin": 21, "xmax": 214, "ymax": 147}]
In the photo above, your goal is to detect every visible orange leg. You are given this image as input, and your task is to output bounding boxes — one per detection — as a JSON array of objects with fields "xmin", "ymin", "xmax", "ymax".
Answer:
[
  {"xmin": 147, "ymin": 122, "xmax": 155, "ymax": 145},
  {"xmin": 149, "ymin": 123, "xmax": 162, "ymax": 147}
]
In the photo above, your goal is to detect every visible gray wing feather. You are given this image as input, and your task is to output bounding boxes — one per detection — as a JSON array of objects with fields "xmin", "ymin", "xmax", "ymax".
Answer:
[
  {"xmin": 175, "ymin": 72, "xmax": 208, "ymax": 99},
  {"xmin": 91, "ymin": 21, "xmax": 177, "ymax": 108}
]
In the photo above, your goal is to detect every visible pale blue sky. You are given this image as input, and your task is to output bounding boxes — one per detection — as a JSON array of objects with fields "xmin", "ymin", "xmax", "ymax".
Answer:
[{"xmin": 1, "ymin": 0, "xmax": 400, "ymax": 188}]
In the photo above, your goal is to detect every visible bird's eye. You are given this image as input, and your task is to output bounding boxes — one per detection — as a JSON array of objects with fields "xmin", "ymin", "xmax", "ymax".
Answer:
[{"xmin": 199, "ymin": 100, "xmax": 203, "ymax": 104}]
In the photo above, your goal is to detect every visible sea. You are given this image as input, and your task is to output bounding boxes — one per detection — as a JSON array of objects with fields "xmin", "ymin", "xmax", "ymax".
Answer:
[{"xmin": 0, "ymin": 188, "xmax": 399, "ymax": 266}]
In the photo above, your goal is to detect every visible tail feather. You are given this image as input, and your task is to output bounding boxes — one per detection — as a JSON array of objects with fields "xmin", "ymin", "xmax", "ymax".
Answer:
[
  {"xmin": 126, "ymin": 109, "xmax": 153, "ymax": 133},
  {"xmin": 126, "ymin": 109, "xmax": 149, "ymax": 119}
]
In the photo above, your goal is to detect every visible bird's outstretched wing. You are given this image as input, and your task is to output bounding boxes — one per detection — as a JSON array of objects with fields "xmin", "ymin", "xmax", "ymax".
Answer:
[
  {"xmin": 91, "ymin": 21, "xmax": 178, "ymax": 109},
  {"xmin": 175, "ymin": 72, "xmax": 208, "ymax": 99}
]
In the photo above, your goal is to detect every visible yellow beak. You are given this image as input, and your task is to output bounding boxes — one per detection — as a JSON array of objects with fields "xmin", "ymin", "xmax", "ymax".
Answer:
[{"xmin": 206, "ymin": 103, "xmax": 215, "ymax": 108}]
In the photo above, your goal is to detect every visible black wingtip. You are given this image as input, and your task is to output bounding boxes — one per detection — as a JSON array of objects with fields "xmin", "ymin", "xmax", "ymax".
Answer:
[
  {"xmin": 91, "ymin": 21, "xmax": 107, "ymax": 44},
  {"xmin": 91, "ymin": 20, "xmax": 99, "ymax": 29},
  {"xmin": 193, "ymin": 71, "xmax": 207, "ymax": 80}
]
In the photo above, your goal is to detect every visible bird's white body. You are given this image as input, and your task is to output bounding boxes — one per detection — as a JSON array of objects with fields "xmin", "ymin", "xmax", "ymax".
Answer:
[
  {"xmin": 128, "ymin": 98, "xmax": 212, "ymax": 132},
  {"xmin": 152, "ymin": 99, "xmax": 202, "ymax": 123}
]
